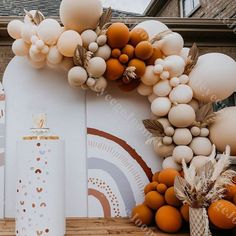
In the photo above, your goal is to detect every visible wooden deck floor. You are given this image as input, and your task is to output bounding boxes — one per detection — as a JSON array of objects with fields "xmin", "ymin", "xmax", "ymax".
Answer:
[{"xmin": 0, "ymin": 218, "xmax": 190, "ymax": 236}]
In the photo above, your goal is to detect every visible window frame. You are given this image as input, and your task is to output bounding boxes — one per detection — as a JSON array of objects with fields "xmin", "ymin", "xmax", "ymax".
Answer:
[{"xmin": 180, "ymin": 0, "xmax": 201, "ymax": 17}]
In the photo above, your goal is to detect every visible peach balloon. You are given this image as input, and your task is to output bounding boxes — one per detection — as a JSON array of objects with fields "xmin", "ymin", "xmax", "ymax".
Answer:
[
  {"xmin": 47, "ymin": 46, "xmax": 63, "ymax": 65},
  {"xmin": 209, "ymin": 106, "xmax": 236, "ymax": 155},
  {"xmin": 189, "ymin": 53, "xmax": 236, "ymax": 103},
  {"xmin": 12, "ymin": 39, "xmax": 30, "ymax": 56},
  {"xmin": 7, "ymin": 20, "xmax": 24, "ymax": 39},
  {"xmin": 60, "ymin": 0, "xmax": 102, "ymax": 33},
  {"xmin": 57, "ymin": 30, "xmax": 83, "ymax": 57},
  {"xmin": 21, "ymin": 24, "xmax": 37, "ymax": 44},
  {"xmin": 37, "ymin": 19, "xmax": 62, "ymax": 45}
]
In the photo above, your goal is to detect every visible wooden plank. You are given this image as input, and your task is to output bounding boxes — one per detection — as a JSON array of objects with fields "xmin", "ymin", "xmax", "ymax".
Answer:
[{"xmin": 0, "ymin": 218, "xmax": 190, "ymax": 236}]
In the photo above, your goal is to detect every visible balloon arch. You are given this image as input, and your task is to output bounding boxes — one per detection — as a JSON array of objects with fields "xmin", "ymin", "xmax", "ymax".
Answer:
[{"xmin": 6, "ymin": 0, "xmax": 236, "ymax": 234}]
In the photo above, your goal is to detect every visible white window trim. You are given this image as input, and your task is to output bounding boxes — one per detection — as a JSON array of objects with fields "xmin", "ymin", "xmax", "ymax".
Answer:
[{"xmin": 180, "ymin": 0, "xmax": 201, "ymax": 18}]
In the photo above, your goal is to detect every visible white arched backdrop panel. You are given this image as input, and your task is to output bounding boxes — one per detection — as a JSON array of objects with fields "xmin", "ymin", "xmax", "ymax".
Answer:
[{"xmin": 2, "ymin": 56, "xmax": 161, "ymax": 217}]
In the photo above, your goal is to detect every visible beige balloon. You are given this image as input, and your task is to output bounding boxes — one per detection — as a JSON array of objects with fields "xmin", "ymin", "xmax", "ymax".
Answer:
[
  {"xmin": 154, "ymin": 142, "xmax": 175, "ymax": 158},
  {"xmin": 190, "ymin": 137, "xmax": 212, "ymax": 156},
  {"xmin": 173, "ymin": 145, "xmax": 193, "ymax": 164},
  {"xmin": 209, "ymin": 106, "xmax": 236, "ymax": 155},
  {"xmin": 7, "ymin": 20, "xmax": 24, "ymax": 39},
  {"xmin": 141, "ymin": 66, "xmax": 160, "ymax": 86},
  {"xmin": 189, "ymin": 53, "xmax": 236, "ymax": 103},
  {"xmin": 57, "ymin": 30, "xmax": 83, "ymax": 57},
  {"xmin": 12, "ymin": 39, "xmax": 30, "ymax": 56},
  {"xmin": 60, "ymin": 0, "xmax": 103, "ymax": 33}
]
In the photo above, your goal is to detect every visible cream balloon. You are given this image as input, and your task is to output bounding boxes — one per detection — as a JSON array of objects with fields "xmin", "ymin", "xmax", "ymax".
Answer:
[
  {"xmin": 97, "ymin": 35, "xmax": 107, "ymax": 46},
  {"xmin": 47, "ymin": 46, "xmax": 63, "ymax": 65},
  {"xmin": 137, "ymin": 83, "xmax": 153, "ymax": 96},
  {"xmin": 158, "ymin": 32, "xmax": 184, "ymax": 56},
  {"xmin": 189, "ymin": 53, "xmax": 236, "ymax": 103},
  {"xmin": 60, "ymin": 0, "xmax": 103, "ymax": 33},
  {"xmin": 86, "ymin": 57, "xmax": 106, "ymax": 78},
  {"xmin": 68, "ymin": 66, "xmax": 88, "ymax": 87},
  {"xmin": 57, "ymin": 30, "xmax": 83, "ymax": 57},
  {"xmin": 179, "ymin": 47, "xmax": 190, "ymax": 62},
  {"xmin": 7, "ymin": 20, "xmax": 24, "ymax": 39},
  {"xmin": 12, "ymin": 39, "xmax": 30, "ymax": 56},
  {"xmin": 21, "ymin": 24, "xmax": 37, "ymax": 44},
  {"xmin": 164, "ymin": 55, "xmax": 186, "ymax": 78},
  {"xmin": 91, "ymin": 76, "xmax": 108, "ymax": 92},
  {"xmin": 168, "ymin": 104, "xmax": 196, "ymax": 128},
  {"xmin": 151, "ymin": 97, "xmax": 171, "ymax": 117},
  {"xmin": 169, "ymin": 84, "xmax": 193, "ymax": 104},
  {"xmin": 37, "ymin": 19, "xmax": 62, "ymax": 45},
  {"xmin": 162, "ymin": 157, "xmax": 182, "ymax": 171},
  {"xmin": 134, "ymin": 20, "xmax": 169, "ymax": 40},
  {"xmin": 157, "ymin": 118, "xmax": 171, "ymax": 129},
  {"xmin": 95, "ymin": 44, "xmax": 111, "ymax": 61},
  {"xmin": 81, "ymin": 30, "xmax": 97, "ymax": 48},
  {"xmin": 153, "ymin": 80, "xmax": 172, "ymax": 97},
  {"xmin": 190, "ymin": 137, "xmax": 212, "ymax": 156},
  {"xmin": 173, "ymin": 128, "xmax": 192, "ymax": 145},
  {"xmin": 141, "ymin": 66, "xmax": 160, "ymax": 86},
  {"xmin": 209, "ymin": 106, "xmax": 236, "ymax": 155},
  {"xmin": 173, "ymin": 145, "xmax": 193, "ymax": 164},
  {"xmin": 29, "ymin": 49, "xmax": 46, "ymax": 62}
]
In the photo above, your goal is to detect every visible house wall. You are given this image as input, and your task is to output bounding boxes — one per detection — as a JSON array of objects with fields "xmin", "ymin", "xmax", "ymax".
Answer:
[{"xmin": 158, "ymin": 0, "xmax": 236, "ymax": 18}]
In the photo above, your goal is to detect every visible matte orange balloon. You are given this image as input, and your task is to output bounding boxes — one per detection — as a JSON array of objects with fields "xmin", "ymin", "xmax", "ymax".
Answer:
[
  {"xmin": 129, "ymin": 28, "xmax": 149, "ymax": 47},
  {"xmin": 135, "ymin": 41, "xmax": 153, "ymax": 60},
  {"xmin": 105, "ymin": 58, "xmax": 125, "ymax": 81}
]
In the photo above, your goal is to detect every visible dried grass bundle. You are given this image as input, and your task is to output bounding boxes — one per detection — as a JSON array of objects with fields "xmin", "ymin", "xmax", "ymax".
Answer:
[{"xmin": 174, "ymin": 145, "xmax": 236, "ymax": 208}]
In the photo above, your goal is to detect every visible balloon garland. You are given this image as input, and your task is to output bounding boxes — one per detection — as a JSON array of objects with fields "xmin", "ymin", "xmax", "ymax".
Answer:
[{"xmin": 7, "ymin": 0, "xmax": 236, "ymax": 234}]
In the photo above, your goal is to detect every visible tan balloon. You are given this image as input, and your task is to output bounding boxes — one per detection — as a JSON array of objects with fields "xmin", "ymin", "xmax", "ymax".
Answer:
[
  {"xmin": 173, "ymin": 128, "xmax": 192, "ymax": 145},
  {"xmin": 189, "ymin": 53, "xmax": 236, "ymax": 103},
  {"xmin": 141, "ymin": 66, "xmax": 160, "ymax": 86},
  {"xmin": 190, "ymin": 137, "xmax": 212, "ymax": 156},
  {"xmin": 153, "ymin": 80, "xmax": 172, "ymax": 97},
  {"xmin": 47, "ymin": 46, "xmax": 63, "ymax": 65},
  {"xmin": 21, "ymin": 24, "xmax": 37, "ymax": 44},
  {"xmin": 162, "ymin": 156, "xmax": 182, "ymax": 171},
  {"xmin": 151, "ymin": 97, "xmax": 171, "ymax": 117},
  {"xmin": 164, "ymin": 55, "xmax": 186, "ymax": 78},
  {"xmin": 209, "ymin": 106, "xmax": 236, "ymax": 155},
  {"xmin": 87, "ymin": 57, "xmax": 106, "ymax": 78},
  {"xmin": 60, "ymin": 0, "xmax": 103, "ymax": 33},
  {"xmin": 154, "ymin": 142, "xmax": 175, "ymax": 158},
  {"xmin": 81, "ymin": 30, "xmax": 97, "ymax": 48},
  {"xmin": 168, "ymin": 104, "xmax": 196, "ymax": 128},
  {"xmin": 95, "ymin": 44, "xmax": 111, "ymax": 61},
  {"xmin": 57, "ymin": 30, "xmax": 83, "ymax": 57},
  {"xmin": 68, "ymin": 66, "xmax": 88, "ymax": 87},
  {"xmin": 137, "ymin": 83, "xmax": 153, "ymax": 96},
  {"xmin": 173, "ymin": 145, "xmax": 193, "ymax": 164},
  {"xmin": 169, "ymin": 84, "xmax": 193, "ymax": 104}
]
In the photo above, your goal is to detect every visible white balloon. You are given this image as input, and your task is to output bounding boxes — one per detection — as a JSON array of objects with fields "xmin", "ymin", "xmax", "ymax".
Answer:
[
  {"xmin": 164, "ymin": 55, "xmax": 186, "ymax": 78},
  {"xmin": 151, "ymin": 97, "xmax": 171, "ymax": 117},
  {"xmin": 189, "ymin": 53, "xmax": 236, "ymax": 102},
  {"xmin": 169, "ymin": 84, "xmax": 193, "ymax": 104},
  {"xmin": 81, "ymin": 30, "xmax": 97, "ymax": 48},
  {"xmin": 68, "ymin": 66, "xmax": 88, "ymax": 87},
  {"xmin": 134, "ymin": 20, "xmax": 169, "ymax": 40},
  {"xmin": 95, "ymin": 44, "xmax": 111, "ymax": 61},
  {"xmin": 87, "ymin": 57, "xmax": 106, "ymax": 78},
  {"xmin": 7, "ymin": 20, "xmax": 24, "ymax": 39},
  {"xmin": 173, "ymin": 145, "xmax": 193, "ymax": 164},
  {"xmin": 37, "ymin": 19, "xmax": 62, "ymax": 45},
  {"xmin": 153, "ymin": 80, "xmax": 172, "ymax": 97}
]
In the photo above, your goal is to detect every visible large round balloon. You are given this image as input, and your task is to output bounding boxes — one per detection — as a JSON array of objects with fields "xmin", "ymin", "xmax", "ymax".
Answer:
[
  {"xmin": 189, "ymin": 53, "xmax": 236, "ymax": 103},
  {"xmin": 134, "ymin": 20, "xmax": 169, "ymax": 40},
  {"xmin": 209, "ymin": 106, "xmax": 236, "ymax": 155},
  {"xmin": 60, "ymin": 0, "xmax": 103, "ymax": 33}
]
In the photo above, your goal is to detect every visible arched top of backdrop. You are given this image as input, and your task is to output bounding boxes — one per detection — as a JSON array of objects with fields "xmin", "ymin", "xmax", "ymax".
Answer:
[{"xmin": 2, "ymin": 56, "xmax": 160, "ymax": 217}]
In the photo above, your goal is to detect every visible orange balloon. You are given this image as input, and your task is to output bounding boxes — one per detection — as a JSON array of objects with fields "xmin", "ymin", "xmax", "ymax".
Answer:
[
  {"xmin": 158, "ymin": 168, "xmax": 180, "ymax": 187},
  {"xmin": 145, "ymin": 191, "xmax": 165, "ymax": 210},
  {"xmin": 131, "ymin": 204, "xmax": 154, "ymax": 226},
  {"xmin": 105, "ymin": 58, "xmax": 125, "ymax": 81},
  {"xmin": 144, "ymin": 182, "xmax": 158, "ymax": 195},
  {"xmin": 129, "ymin": 28, "xmax": 149, "ymax": 47},
  {"xmin": 165, "ymin": 187, "xmax": 181, "ymax": 207}
]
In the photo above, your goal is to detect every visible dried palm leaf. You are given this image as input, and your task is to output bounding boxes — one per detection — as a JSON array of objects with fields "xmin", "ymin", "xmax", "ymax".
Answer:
[
  {"xmin": 142, "ymin": 119, "xmax": 165, "ymax": 137},
  {"xmin": 184, "ymin": 43, "xmax": 199, "ymax": 75},
  {"xmin": 24, "ymin": 9, "xmax": 45, "ymax": 25},
  {"xmin": 99, "ymin": 7, "xmax": 112, "ymax": 30},
  {"xmin": 150, "ymin": 29, "xmax": 173, "ymax": 44},
  {"xmin": 124, "ymin": 67, "xmax": 137, "ymax": 81},
  {"xmin": 73, "ymin": 45, "xmax": 92, "ymax": 68},
  {"xmin": 194, "ymin": 103, "xmax": 216, "ymax": 128}
]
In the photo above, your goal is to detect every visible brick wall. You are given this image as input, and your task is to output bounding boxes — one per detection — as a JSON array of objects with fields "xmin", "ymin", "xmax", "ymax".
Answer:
[
  {"xmin": 158, "ymin": 0, "xmax": 236, "ymax": 18},
  {"xmin": 159, "ymin": 0, "xmax": 180, "ymax": 17},
  {"xmin": 0, "ymin": 46, "xmax": 13, "ymax": 80}
]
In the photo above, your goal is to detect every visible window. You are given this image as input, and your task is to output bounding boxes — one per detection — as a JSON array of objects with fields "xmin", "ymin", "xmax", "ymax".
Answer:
[{"xmin": 180, "ymin": 0, "xmax": 201, "ymax": 17}]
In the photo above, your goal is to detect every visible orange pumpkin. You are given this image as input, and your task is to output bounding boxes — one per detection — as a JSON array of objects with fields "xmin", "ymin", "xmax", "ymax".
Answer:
[
  {"xmin": 129, "ymin": 28, "xmax": 149, "ymax": 47},
  {"xmin": 165, "ymin": 187, "xmax": 181, "ymax": 207},
  {"xmin": 208, "ymin": 199, "xmax": 236, "ymax": 229},
  {"xmin": 180, "ymin": 204, "xmax": 189, "ymax": 222},
  {"xmin": 146, "ymin": 47, "xmax": 163, "ymax": 65},
  {"xmin": 155, "ymin": 205, "xmax": 183, "ymax": 233},
  {"xmin": 144, "ymin": 182, "xmax": 158, "ymax": 195},
  {"xmin": 135, "ymin": 41, "xmax": 153, "ymax": 60},
  {"xmin": 145, "ymin": 191, "xmax": 165, "ymax": 210},
  {"xmin": 158, "ymin": 168, "xmax": 180, "ymax": 187},
  {"xmin": 122, "ymin": 44, "xmax": 134, "ymax": 59},
  {"xmin": 128, "ymin": 59, "xmax": 146, "ymax": 78},
  {"xmin": 131, "ymin": 204, "xmax": 154, "ymax": 226},
  {"xmin": 107, "ymin": 23, "xmax": 130, "ymax": 49},
  {"xmin": 105, "ymin": 58, "xmax": 125, "ymax": 81}
]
